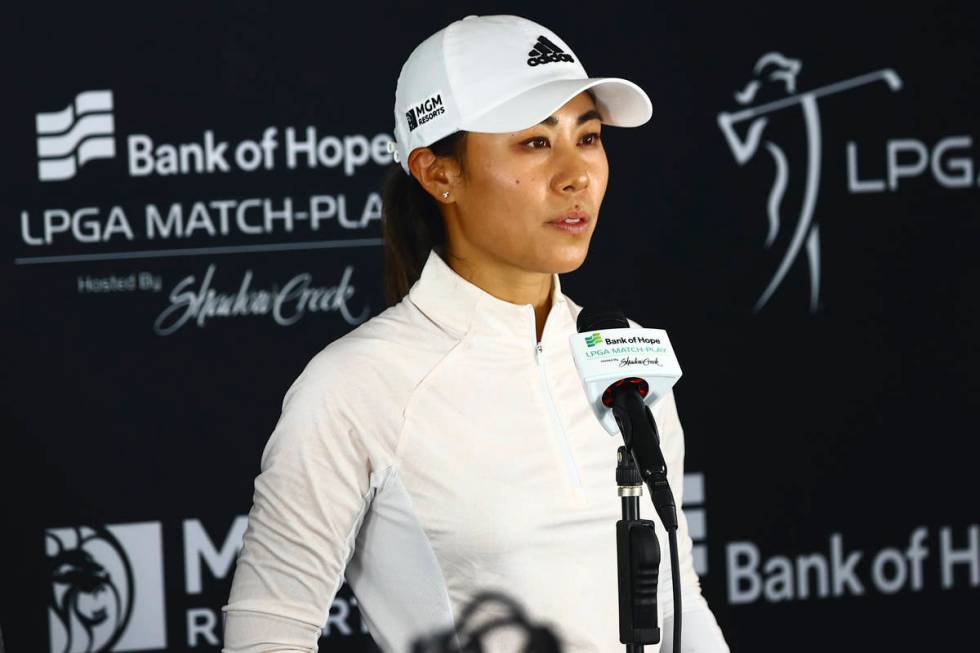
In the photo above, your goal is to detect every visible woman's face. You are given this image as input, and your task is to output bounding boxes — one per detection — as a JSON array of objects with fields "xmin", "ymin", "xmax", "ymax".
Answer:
[{"xmin": 443, "ymin": 91, "xmax": 609, "ymax": 275}]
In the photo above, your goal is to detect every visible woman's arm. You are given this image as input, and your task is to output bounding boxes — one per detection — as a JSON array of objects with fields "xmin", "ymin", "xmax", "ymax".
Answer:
[{"xmin": 222, "ymin": 354, "xmax": 377, "ymax": 652}]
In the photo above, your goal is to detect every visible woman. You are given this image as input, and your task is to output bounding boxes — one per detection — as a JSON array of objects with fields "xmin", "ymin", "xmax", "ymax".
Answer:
[{"xmin": 222, "ymin": 14, "xmax": 730, "ymax": 653}]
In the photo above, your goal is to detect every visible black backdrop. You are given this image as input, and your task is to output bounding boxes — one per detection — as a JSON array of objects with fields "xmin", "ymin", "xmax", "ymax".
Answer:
[{"xmin": 3, "ymin": 2, "xmax": 978, "ymax": 652}]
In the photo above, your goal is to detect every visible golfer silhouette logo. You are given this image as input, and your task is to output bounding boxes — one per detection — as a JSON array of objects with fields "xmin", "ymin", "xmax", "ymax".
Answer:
[{"xmin": 718, "ymin": 52, "xmax": 902, "ymax": 313}]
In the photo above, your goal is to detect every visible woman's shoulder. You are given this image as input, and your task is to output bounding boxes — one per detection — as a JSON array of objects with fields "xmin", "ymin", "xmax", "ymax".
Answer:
[
  {"xmin": 271, "ymin": 297, "xmax": 461, "ymax": 459},
  {"xmin": 288, "ymin": 295, "xmax": 459, "ymax": 407}
]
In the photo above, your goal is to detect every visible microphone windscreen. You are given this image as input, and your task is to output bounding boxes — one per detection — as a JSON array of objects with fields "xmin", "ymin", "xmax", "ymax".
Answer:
[{"xmin": 576, "ymin": 303, "xmax": 630, "ymax": 332}]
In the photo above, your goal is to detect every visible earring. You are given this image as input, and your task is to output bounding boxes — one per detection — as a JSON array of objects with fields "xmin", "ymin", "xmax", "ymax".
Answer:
[{"xmin": 441, "ymin": 191, "xmax": 450, "ymax": 199}]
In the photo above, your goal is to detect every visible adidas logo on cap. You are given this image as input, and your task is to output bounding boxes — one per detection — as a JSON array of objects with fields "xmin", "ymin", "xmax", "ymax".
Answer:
[{"xmin": 527, "ymin": 35, "xmax": 574, "ymax": 67}]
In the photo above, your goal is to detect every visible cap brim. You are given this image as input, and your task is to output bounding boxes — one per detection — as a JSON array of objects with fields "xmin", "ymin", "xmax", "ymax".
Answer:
[{"xmin": 458, "ymin": 77, "xmax": 652, "ymax": 133}]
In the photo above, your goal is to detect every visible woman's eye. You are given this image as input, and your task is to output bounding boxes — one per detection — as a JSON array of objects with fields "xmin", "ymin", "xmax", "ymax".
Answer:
[{"xmin": 522, "ymin": 133, "xmax": 601, "ymax": 149}]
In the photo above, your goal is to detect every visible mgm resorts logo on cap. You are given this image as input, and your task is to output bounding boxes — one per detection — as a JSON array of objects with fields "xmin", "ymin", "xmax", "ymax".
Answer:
[{"xmin": 405, "ymin": 90, "xmax": 446, "ymax": 132}]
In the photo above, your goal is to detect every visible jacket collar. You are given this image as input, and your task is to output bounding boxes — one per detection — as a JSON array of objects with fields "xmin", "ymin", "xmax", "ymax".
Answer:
[{"xmin": 407, "ymin": 248, "xmax": 573, "ymax": 347}]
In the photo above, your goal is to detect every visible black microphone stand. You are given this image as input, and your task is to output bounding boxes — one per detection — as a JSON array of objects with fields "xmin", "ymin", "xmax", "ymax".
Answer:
[
  {"xmin": 612, "ymin": 382, "xmax": 682, "ymax": 653},
  {"xmin": 616, "ymin": 445, "xmax": 660, "ymax": 652}
]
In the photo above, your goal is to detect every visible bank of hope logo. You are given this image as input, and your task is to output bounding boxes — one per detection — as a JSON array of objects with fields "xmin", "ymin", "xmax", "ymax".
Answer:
[
  {"xmin": 36, "ymin": 90, "xmax": 116, "ymax": 182},
  {"xmin": 32, "ymin": 88, "xmax": 393, "ymax": 185}
]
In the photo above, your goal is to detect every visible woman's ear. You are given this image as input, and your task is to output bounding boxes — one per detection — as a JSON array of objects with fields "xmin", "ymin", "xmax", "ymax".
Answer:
[{"xmin": 408, "ymin": 147, "xmax": 459, "ymax": 204}]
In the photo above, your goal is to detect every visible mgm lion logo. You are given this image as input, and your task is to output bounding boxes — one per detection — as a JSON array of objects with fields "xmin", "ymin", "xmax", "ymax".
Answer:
[{"xmin": 46, "ymin": 523, "xmax": 166, "ymax": 653}]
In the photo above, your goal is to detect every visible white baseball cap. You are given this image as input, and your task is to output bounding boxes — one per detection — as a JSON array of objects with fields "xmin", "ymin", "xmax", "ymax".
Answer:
[{"xmin": 389, "ymin": 14, "xmax": 653, "ymax": 177}]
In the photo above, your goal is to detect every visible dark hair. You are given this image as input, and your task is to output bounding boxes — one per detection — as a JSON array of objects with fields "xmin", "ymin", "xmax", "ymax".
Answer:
[{"xmin": 381, "ymin": 130, "xmax": 468, "ymax": 307}]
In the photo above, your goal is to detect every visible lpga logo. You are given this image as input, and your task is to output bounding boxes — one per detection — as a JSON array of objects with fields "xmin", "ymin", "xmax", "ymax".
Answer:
[
  {"xmin": 36, "ymin": 90, "xmax": 116, "ymax": 182},
  {"xmin": 718, "ymin": 53, "xmax": 903, "ymax": 313}
]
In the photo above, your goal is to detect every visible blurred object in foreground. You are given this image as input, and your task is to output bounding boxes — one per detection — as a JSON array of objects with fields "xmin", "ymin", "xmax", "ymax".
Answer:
[{"xmin": 410, "ymin": 589, "xmax": 563, "ymax": 653}]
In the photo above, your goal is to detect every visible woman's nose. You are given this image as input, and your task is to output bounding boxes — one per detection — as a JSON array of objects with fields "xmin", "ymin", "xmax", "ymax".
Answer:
[{"xmin": 552, "ymin": 147, "xmax": 591, "ymax": 194}]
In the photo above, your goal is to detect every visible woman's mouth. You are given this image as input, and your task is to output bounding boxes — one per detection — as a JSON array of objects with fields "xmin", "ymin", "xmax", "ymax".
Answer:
[{"xmin": 547, "ymin": 211, "xmax": 590, "ymax": 234}]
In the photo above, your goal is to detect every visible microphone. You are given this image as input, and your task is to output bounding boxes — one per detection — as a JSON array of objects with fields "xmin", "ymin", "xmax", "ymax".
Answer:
[
  {"xmin": 569, "ymin": 303, "xmax": 681, "ymax": 531},
  {"xmin": 569, "ymin": 305, "xmax": 682, "ymax": 439}
]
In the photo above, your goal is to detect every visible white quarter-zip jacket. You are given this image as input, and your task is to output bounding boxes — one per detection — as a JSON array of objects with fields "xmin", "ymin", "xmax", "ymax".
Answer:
[{"xmin": 222, "ymin": 248, "xmax": 730, "ymax": 653}]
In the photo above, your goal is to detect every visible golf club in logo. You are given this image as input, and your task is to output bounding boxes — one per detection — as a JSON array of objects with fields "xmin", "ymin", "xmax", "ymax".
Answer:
[
  {"xmin": 46, "ymin": 523, "xmax": 166, "ymax": 653},
  {"xmin": 718, "ymin": 53, "xmax": 902, "ymax": 313},
  {"xmin": 36, "ymin": 90, "xmax": 116, "ymax": 182}
]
